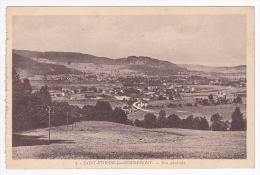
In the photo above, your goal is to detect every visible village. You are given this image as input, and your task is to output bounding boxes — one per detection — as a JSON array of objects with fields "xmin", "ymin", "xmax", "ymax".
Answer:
[{"xmin": 25, "ymin": 71, "xmax": 246, "ymax": 124}]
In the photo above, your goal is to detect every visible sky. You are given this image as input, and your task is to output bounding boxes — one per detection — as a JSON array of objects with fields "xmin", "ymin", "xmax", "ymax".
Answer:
[{"xmin": 12, "ymin": 15, "xmax": 246, "ymax": 66}]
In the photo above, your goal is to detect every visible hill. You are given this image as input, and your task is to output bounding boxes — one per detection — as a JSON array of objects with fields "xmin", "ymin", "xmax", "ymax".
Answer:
[
  {"xmin": 13, "ymin": 50, "xmax": 187, "ymax": 75},
  {"xmin": 179, "ymin": 64, "xmax": 246, "ymax": 73},
  {"xmin": 13, "ymin": 49, "xmax": 113, "ymax": 64},
  {"xmin": 13, "ymin": 121, "xmax": 246, "ymax": 160},
  {"xmin": 117, "ymin": 56, "xmax": 186, "ymax": 75},
  {"xmin": 13, "ymin": 53, "xmax": 82, "ymax": 75},
  {"xmin": 213, "ymin": 65, "xmax": 246, "ymax": 72}
]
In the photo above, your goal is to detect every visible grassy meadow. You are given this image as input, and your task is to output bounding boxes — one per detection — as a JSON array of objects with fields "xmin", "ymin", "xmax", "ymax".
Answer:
[{"xmin": 13, "ymin": 121, "xmax": 246, "ymax": 159}]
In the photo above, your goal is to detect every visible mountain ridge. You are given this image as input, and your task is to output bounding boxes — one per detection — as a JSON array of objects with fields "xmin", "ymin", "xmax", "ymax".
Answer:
[
  {"xmin": 13, "ymin": 52, "xmax": 83, "ymax": 75},
  {"xmin": 13, "ymin": 49, "xmax": 187, "ymax": 75}
]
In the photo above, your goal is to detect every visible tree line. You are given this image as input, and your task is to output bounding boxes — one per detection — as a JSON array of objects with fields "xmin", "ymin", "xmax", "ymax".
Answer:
[
  {"xmin": 13, "ymin": 69, "xmax": 82, "ymax": 132},
  {"xmin": 134, "ymin": 107, "xmax": 246, "ymax": 131}
]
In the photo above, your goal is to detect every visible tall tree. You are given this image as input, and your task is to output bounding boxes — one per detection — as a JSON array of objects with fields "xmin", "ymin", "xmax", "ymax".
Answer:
[
  {"xmin": 230, "ymin": 107, "xmax": 246, "ymax": 131},
  {"xmin": 23, "ymin": 78, "xmax": 32, "ymax": 95},
  {"xmin": 157, "ymin": 110, "xmax": 167, "ymax": 128}
]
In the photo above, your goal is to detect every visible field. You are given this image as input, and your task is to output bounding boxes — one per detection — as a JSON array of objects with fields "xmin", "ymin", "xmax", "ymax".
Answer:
[
  {"xmin": 30, "ymin": 80, "xmax": 123, "ymax": 88},
  {"xmin": 13, "ymin": 121, "xmax": 246, "ymax": 159},
  {"xmin": 129, "ymin": 85, "xmax": 246, "ymax": 121},
  {"xmin": 66, "ymin": 99, "xmax": 126, "ymax": 109}
]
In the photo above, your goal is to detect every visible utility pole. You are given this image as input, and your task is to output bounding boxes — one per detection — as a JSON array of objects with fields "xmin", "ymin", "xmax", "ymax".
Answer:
[
  {"xmin": 48, "ymin": 106, "xmax": 51, "ymax": 143},
  {"xmin": 67, "ymin": 112, "xmax": 69, "ymax": 132}
]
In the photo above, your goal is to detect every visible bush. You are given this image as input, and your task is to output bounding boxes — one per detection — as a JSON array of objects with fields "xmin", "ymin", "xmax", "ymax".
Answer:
[
  {"xmin": 126, "ymin": 119, "xmax": 134, "ymax": 126},
  {"xmin": 186, "ymin": 103, "xmax": 192, "ymax": 107},
  {"xmin": 233, "ymin": 96, "xmax": 242, "ymax": 103},
  {"xmin": 208, "ymin": 94, "xmax": 213, "ymax": 101},
  {"xmin": 158, "ymin": 95, "xmax": 166, "ymax": 100},
  {"xmin": 134, "ymin": 119, "xmax": 145, "ymax": 127},
  {"xmin": 168, "ymin": 103, "xmax": 177, "ymax": 108}
]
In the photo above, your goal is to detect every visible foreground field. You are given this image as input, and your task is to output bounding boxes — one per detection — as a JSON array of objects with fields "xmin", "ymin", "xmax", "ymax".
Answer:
[{"xmin": 13, "ymin": 121, "xmax": 246, "ymax": 159}]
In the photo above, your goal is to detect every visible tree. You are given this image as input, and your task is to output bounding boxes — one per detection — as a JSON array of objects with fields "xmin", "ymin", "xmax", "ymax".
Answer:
[
  {"xmin": 95, "ymin": 101, "xmax": 112, "ymax": 111},
  {"xmin": 198, "ymin": 117, "xmax": 209, "ymax": 130},
  {"xmin": 82, "ymin": 105, "xmax": 96, "ymax": 120},
  {"xmin": 159, "ymin": 110, "xmax": 166, "ymax": 118},
  {"xmin": 233, "ymin": 96, "xmax": 242, "ymax": 103},
  {"xmin": 134, "ymin": 119, "xmax": 145, "ymax": 127},
  {"xmin": 23, "ymin": 78, "xmax": 32, "ymax": 95},
  {"xmin": 12, "ymin": 69, "xmax": 25, "ymax": 101},
  {"xmin": 236, "ymin": 96, "xmax": 242, "ymax": 103},
  {"xmin": 39, "ymin": 85, "xmax": 52, "ymax": 106},
  {"xmin": 181, "ymin": 115, "xmax": 194, "ymax": 129},
  {"xmin": 110, "ymin": 107, "xmax": 128, "ymax": 124},
  {"xmin": 167, "ymin": 114, "xmax": 181, "ymax": 128},
  {"xmin": 168, "ymin": 103, "xmax": 177, "ymax": 108},
  {"xmin": 158, "ymin": 95, "xmax": 166, "ymax": 100},
  {"xmin": 89, "ymin": 86, "xmax": 97, "ymax": 92},
  {"xmin": 144, "ymin": 113, "xmax": 157, "ymax": 128},
  {"xmin": 186, "ymin": 103, "xmax": 192, "ymax": 107},
  {"xmin": 52, "ymin": 101, "xmax": 71, "ymax": 126},
  {"xmin": 210, "ymin": 113, "xmax": 228, "ymax": 131},
  {"xmin": 93, "ymin": 101, "xmax": 112, "ymax": 121},
  {"xmin": 12, "ymin": 70, "xmax": 41, "ymax": 131},
  {"xmin": 230, "ymin": 107, "xmax": 246, "ymax": 131},
  {"xmin": 70, "ymin": 105, "xmax": 82, "ymax": 122},
  {"xmin": 208, "ymin": 94, "xmax": 213, "ymax": 101},
  {"xmin": 157, "ymin": 110, "xmax": 167, "ymax": 127}
]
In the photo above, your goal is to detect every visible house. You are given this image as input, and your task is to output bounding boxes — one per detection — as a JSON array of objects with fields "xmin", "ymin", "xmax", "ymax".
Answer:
[
  {"xmin": 217, "ymin": 93, "xmax": 227, "ymax": 100},
  {"xmin": 50, "ymin": 91, "xmax": 64, "ymax": 97}
]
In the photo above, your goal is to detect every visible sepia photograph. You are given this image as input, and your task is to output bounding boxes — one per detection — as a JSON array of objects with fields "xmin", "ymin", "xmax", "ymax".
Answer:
[{"xmin": 5, "ymin": 6, "xmax": 255, "ymax": 169}]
